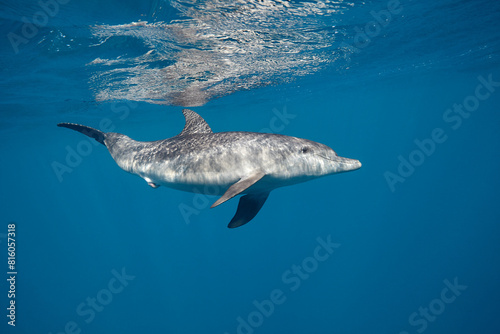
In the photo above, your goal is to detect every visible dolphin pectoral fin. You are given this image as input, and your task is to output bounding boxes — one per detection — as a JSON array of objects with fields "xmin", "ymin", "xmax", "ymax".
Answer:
[
  {"xmin": 210, "ymin": 171, "xmax": 266, "ymax": 208},
  {"xmin": 228, "ymin": 192, "xmax": 270, "ymax": 228}
]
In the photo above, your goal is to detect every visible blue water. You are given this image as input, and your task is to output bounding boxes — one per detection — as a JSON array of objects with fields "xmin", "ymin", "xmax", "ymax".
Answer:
[{"xmin": 1, "ymin": 0, "xmax": 500, "ymax": 333}]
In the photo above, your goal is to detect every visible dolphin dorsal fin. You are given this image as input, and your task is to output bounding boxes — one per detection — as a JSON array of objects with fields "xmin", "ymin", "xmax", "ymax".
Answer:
[{"xmin": 179, "ymin": 109, "xmax": 213, "ymax": 136}]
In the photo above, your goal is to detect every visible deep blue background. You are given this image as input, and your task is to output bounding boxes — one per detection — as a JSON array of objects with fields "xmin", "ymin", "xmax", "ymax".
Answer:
[{"xmin": 1, "ymin": 1, "xmax": 500, "ymax": 334}]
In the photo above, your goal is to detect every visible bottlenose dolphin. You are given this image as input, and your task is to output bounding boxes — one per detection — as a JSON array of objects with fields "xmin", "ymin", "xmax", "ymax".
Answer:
[{"xmin": 58, "ymin": 109, "xmax": 361, "ymax": 228}]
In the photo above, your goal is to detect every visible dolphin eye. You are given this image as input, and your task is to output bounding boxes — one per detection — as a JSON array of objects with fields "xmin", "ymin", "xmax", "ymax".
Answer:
[{"xmin": 301, "ymin": 146, "xmax": 311, "ymax": 154}]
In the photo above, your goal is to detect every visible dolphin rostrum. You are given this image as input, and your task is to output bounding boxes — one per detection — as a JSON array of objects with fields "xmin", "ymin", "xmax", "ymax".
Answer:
[{"xmin": 58, "ymin": 109, "xmax": 361, "ymax": 228}]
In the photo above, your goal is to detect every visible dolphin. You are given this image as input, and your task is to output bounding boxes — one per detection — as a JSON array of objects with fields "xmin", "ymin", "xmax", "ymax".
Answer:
[{"xmin": 58, "ymin": 109, "xmax": 361, "ymax": 228}]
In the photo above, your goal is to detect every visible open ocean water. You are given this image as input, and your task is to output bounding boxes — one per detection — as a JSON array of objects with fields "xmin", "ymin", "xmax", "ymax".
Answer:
[{"xmin": 1, "ymin": 0, "xmax": 500, "ymax": 333}]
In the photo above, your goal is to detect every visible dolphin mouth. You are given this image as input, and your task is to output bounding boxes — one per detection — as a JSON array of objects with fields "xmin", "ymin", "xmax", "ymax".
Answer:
[{"xmin": 315, "ymin": 154, "xmax": 362, "ymax": 171}]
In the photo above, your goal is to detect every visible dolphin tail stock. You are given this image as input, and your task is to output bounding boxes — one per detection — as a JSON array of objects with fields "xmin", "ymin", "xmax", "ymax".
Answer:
[{"xmin": 57, "ymin": 123, "xmax": 106, "ymax": 146}]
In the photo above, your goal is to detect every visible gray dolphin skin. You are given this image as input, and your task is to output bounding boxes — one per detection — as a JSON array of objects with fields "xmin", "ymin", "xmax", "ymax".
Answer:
[{"xmin": 58, "ymin": 109, "xmax": 361, "ymax": 228}]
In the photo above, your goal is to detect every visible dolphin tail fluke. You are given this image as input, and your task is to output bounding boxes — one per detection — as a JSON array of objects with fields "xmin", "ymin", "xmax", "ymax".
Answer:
[{"xmin": 57, "ymin": 123, "xmax": 106, "ymax": 146}]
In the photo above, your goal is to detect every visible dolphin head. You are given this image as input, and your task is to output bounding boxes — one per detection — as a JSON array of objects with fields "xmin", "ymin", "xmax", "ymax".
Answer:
[
  {"xmin": 290, "ymin": 138, "xmax": 361, "ymax": 175},
  {"xmin": 264, "ymin": 136, "xmax": 361, "ymax": 185}
]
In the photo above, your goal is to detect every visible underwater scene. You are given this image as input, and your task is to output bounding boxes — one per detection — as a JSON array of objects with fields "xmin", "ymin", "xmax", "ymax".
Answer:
[{"xmin": 1, "ymin": 0, "xmax": 500, "ymax": 333}]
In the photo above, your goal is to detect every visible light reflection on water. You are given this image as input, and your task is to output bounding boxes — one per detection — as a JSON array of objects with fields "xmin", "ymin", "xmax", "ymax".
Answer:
[{"xmin": 88, "ymin": 0, "xmax": 352, "ymax": 106}]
